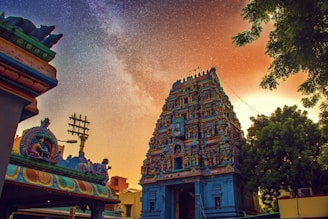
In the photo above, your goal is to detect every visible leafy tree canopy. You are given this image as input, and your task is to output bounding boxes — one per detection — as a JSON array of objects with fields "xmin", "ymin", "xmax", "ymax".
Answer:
[
  {"xmin": 233, "ymin": 0, "xmax": 328, "ymax": 107},
  {"xmin": 241, "ymin": 105, "xmax": 322, "ymax": 212}
]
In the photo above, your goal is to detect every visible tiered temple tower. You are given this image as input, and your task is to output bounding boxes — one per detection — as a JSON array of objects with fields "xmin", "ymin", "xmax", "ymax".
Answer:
[{"xmin": 140, "ymin": 67, "xmax": 259, "ymax": 219}]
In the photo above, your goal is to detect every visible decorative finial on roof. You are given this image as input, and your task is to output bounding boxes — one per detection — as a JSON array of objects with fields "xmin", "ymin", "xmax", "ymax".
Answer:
[{"xmin": 41, "ymin": 118, "xmax": 50, "ymax": 128}]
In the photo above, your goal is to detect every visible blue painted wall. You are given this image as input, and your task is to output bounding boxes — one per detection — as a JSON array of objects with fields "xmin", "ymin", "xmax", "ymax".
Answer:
[{"xmin": 141, "ymin": 173, "xmax": 252, "ymax": 219}]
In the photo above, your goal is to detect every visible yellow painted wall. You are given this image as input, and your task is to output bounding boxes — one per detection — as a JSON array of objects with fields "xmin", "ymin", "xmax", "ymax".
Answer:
[
  {"xmin": 278, "ymin": 195, "xmax": 328, "ymax": 218},
  {"xmin": 119, "ymin": 189, "xmax": 142, "ymax": 219}
]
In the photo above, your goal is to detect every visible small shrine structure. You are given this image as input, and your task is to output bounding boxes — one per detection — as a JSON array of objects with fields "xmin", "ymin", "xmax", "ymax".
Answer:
[
  {"xmin": 0, "ymin": 14, "xmax": 119, "ymax": 219},
  {"xmin": 0, "ymin": 13, "xmax": 63, "ymax": 199},
  {"xmin": 2, "ymin": 118, "xmax": 119, "ymax": 219},
  {"xmin": 139, "ymin": 67, "xmax": 260, "ymax": 218}
]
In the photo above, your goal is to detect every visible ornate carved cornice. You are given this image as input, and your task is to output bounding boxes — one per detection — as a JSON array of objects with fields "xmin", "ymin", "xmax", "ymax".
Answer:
[
  {"xmin": 0, "ymin": 19, "xmax": 60, "ymax": 121},
  {"xmin": 0, "ymin": 22, "xmax": 56, "ymax": 62}
]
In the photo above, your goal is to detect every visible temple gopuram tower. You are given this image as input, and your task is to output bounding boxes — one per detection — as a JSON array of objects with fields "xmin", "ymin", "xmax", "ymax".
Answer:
[{"xmin": 140, "ymin": 67, "xmax": 259, "ymax": 219}]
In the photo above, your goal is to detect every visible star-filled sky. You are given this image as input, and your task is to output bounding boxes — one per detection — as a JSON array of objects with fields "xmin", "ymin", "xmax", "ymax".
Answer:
[{"xmin": 2, "ymin": 0, "xmax": 320, "ymax": 188}]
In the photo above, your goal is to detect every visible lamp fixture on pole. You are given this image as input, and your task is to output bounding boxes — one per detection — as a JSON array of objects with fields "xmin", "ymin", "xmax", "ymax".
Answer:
[{"xmin": 57, "ymin": 139, "xmax": 78, "ymax": 144}]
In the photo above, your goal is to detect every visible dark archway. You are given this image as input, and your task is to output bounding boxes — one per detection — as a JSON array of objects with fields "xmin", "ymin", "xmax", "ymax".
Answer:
[{"xmin": 173, "ymin": 183, "xmax": 195, "ymax": 219}]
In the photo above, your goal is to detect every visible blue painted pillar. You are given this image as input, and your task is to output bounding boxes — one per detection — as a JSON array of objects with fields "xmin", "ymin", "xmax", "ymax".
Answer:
[
  {"xmin": 90, "ymin": 202, "xmax": 105, "ymax": 219},
  {"xmin": 227, "ymin": 176, "xmax": 235, "ymax": 207},
  {"xmin": 160, "ymin": 185, "xmax": 166, "ymax": 219},
  {"xmin": 194, "ymin": 180, "xmax": 201, "ymax": 219}
]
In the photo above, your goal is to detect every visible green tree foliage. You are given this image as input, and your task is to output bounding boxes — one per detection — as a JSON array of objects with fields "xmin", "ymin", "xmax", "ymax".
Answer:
[
  {"xmin": 316, "ymin": 103, "xmax": 328, "ymax": 193},
  {"xmin": 241, "ymin": 105, "xmax": 322, "ymax": 212},
  {"xmin": 233, "ymin": 0, "xmax": 328, "ymax": 107},
  {"xmin": 318, "ymin": 145, "xmax": 328, "ymax": 170},
  {"xmin": 315, "ymin": 142, "xmax": 328, "ymax": 193}
]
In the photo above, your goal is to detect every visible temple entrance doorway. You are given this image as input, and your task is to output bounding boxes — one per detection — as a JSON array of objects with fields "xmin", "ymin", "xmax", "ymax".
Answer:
[{"xmin": 173, "ymin": 182, "xmax": 195, "ymax": 219}]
